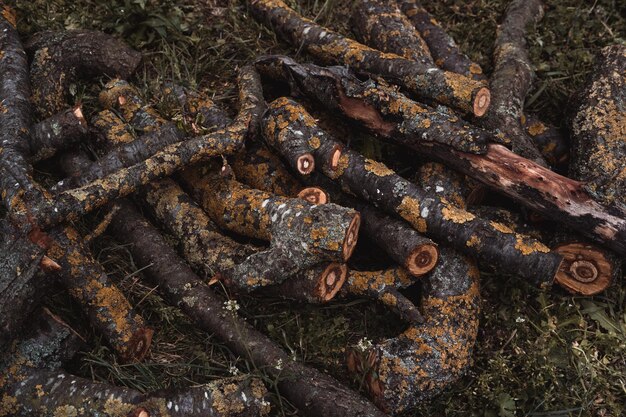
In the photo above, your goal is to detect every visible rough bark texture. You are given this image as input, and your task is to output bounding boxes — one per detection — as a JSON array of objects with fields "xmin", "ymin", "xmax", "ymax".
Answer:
[
  {"xmin": 348, "ymin": 247, "xmax": 480, "ymax": 415},
  {"xmin": 47, "ymin": 225, "xmax": 153, "ymax": 362},
  {"xmin": 258, "ymin": 56, "xmax": 626, "ymax": 254},
  {"xmin": 26, "ymin": 30, "xmax": 142, "ymax": 118},
  {"xmin": 351, "ymin": 0, "xmax": 433, "ymax": 67},
  {"xmin": 261, "ymin": 96, "xmax": 563, "ymax": 285},
  {"xmin": 414, "ymin": 162, "xmax": 481, "ymax": 209},
  {"xmin": 0, "ymin": 310, "xmax": 270, "ymax": 417},
  {"xmin": 256, "ymin": 57, "xmax": 492, "ymax": 154},
  {"xmin": 521, "ymin": 114, "xmax": 569, "ymax": 169},
  {"xmin": 180, "ymin": 166, "xmax": 361, "ymax": 264},
  {"xmin": 397, "ymin": 0, "xmax": 487, "ymax": 81},
  {"xmin": 569, "ymin": 44, "xmax": 626, "ymax": 209},
  {"xmin": 230, "ymin": 141, "xmax": 304, "ymax": 197},
  {"xmin": 108, "ymin": 200, "xmax": 388, "ymax": 417},
  {"xmin": 342, "ymin": 267, "xmax": 423, "ymax": 324},
  {"xmin": 0, "ymin": 220, "xmax": 47, "ymax": 346},
  {"xmin": 249, "ymin": 0, "xmax": 490, "ymax": 116},
  {"xmin": 303, "ymin": 172, "xmax": 439, "ymax": 277},
  {"xmin": 29, "ymin": 105, "xmax": 88, "ymax": 162},
  {"xmin": 29, "ymin": 66, "xmax": 263, "ymax": 228},
  {"xmin": 481, "ymin": 0, "xmax": 547, "ymax": 165}
]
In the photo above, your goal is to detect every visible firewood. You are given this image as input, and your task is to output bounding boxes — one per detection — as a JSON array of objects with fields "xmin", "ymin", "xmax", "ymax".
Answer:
[
  {"xmin": 1, "ymin": 309, "xmax": 270, "ymax": 417},
  {"xmin": 262, "ymin": 97, "xmax": 564, "ymax": 286},
  {"xmin": 108, "ymin": 199, "xmax": 388, "ymax": 417},
  {"xmin": 521, "ymin": 114, "xmax": 569, "ymax": 169},
  {"xmin": 25, "ymin": 30, "xmax": 142, "ymax": 118},
  {"xmin": 569, "ymin": 44, "xmax": 626, "ymax": 209},
  {"xmin": 29, "ymin": 105, "xmax": 88, "ymax": 162},
  {"xmin": 341, "ymin": 267, "xmax": 423, "ymax": 324},
  {"xmin": 31, "ymin": 66, "xmax": 264, "ymax": 229},
  {"xmin": 46, "ymin": 226, "xmax": 154, "ymax": 362},
  {"xmin": 414, "ymin": 162, "xmax": 483, "ymax": 208},
  {"xmin": 397, "ymin": 0, "xmax": 487, "ymax": 81},
  {"xmin": 347, "ymin": 247, "xmax": 480, "ymax": 415},
  {"xmin": 256, "ymin": 56, "xmax": 626, "ymax": 254},
  {"xmin": 351, "ymin": 0, "xmax": 433, "ymax": 67},
  {"xmin": 481, "ymin": 0, "xmax": 547, "ymax": 164},
  {"xmin": 249, "ymin": 0, "xmax": 491, "ymax": 116},
  {"xmin": 304, "ymin": 172, "xmax": 439, "ymax": 277},
  {"xmin": 179, "ymin": 165, "xmax": 361, "ymax": 264}
]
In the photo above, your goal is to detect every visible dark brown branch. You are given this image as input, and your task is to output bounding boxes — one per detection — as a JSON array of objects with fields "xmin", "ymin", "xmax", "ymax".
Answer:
[
  {"xmin": 351, "ymin": 0, "xmax": 433, "ymax": 67},
  {"xmin": 397, "ymin": 0, "xmax": 487, "ymax": 81},
  {"xmin": 347, "ymin": 247, "xmax": 480, "ymax": 414},
  {"xmin": 29, "ymin": 105, "xmax": 88, "ymax": 162},
  {"xmin": 26, "ymin": 30, "xmax": 142, "ymax": 118},
  {"xmin": 521, "ymin": 114, "xmax": 569, "ymax": 170},
  {"xmin": 481, "ymin": 0, "xmax": 547, "ymax": 164},
  {"xmin": 108, "ymin": 200, "xmax": 387, "ymax": 417},
  {"xmin": 257, "ymin": 56, "xmax": 626, "ymax": 254},
  {"xmin": 262, "ymin": 97, "xmax": 563, "ymax": 286},
  {"xmin": 249, "ymin": 0, "xmax": 490, "ymax": 116}
]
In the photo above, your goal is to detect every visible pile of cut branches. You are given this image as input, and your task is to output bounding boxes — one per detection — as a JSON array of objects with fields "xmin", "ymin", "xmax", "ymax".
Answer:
[{"xmin": 1, "ymin": 0, "xmax": 624, "ymax": 416}]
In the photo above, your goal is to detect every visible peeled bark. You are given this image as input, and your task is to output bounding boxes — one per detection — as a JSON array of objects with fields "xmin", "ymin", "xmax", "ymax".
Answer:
[
  {"xmin": 26, "ymin": 30, "xmax": 142, "ymax": 118},
  {"xmin": 351, "ymin": 0, "xmax": 433, "ymax": 67},
  {"xmin": 1, "ymin": 310, "xmax": 270, "ymax": 417},
  {"xmin": 569, "ymin": 44, "xmax": 626, "ymax": 208},
  {"xmin": 258, "ymin": 56, "xmax": 626, "ymax": 254},
  {"xmin": 29, "ymin": 105, "xmax": 88, "ymax": 162},
  {"xmin": 397, "ymin": 0, "xmax": 487, "ymax": 81},
  {"xmin": 262, "ymin": 96, "xmax": 563, "ymax": 286},
  {"xmin": 481, "ymin": 0, "xmax": 547, "ymax": 164},
  {"xmin": 249, "ymin": 0, "xmax": 490, "ymax": 116},
  {"xmin": 342, "ymin": 267, "xmax": 423, "ymax": 324},
  {"xmin": 348, "ymin": 247, "xmax": 480, "ymax": 415},
  {"xmin": 108, "ymin": 200, "xmax": 388, "ymax": 417}
]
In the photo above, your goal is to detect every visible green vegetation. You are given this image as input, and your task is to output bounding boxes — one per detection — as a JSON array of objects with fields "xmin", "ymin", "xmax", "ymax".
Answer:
[{"xmin": 14, "ymin": 1, "xmax": 625, "ymax": 416}]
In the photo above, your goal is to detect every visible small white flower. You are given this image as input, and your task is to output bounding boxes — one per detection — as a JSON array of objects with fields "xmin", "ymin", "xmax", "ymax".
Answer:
[
  {"xmin": 223, "ymin": 300, "xmax": 240, "ymax": 312},
  {"xmin": 515, "ymin": 316, "xmax": 526, "ymax": 323},
  {"xmin": 260, "ymin": 399, "xmax": 271, "ymax": 408},
  {"xmin": 229, "ymin": 365, "xmax": 239, "ymax": 376},
  {"xmin": 356, "ymin": 337, "xmax": 373, "ymax": 352},
  {"xmin": 275, "ymin": 358, "xmax": 283, "ymax": 370}
]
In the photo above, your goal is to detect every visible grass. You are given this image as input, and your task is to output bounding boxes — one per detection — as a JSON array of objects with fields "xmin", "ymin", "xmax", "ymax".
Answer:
[{"xmin": 12, "ymin": 0, "xmax": 626, "ymax": 416}]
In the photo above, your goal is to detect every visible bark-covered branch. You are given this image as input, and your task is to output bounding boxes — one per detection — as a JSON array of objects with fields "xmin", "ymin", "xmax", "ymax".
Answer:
[
  {"xmin": 261, "ymin": 97, "xmax": 564, "ymax": 286},
  {"xmin": 397, "ymin": 0, "xmax": 487, "ymax": 81},
  {"xmin": 256, "ymin": 56, "xmax": 626, "ymax": 254},
  {"xmin": 249, "ymin": 0, "xmax": 490, "ymax": 116},
  {"xmin": 30, "ymin": 105, "xmax": 88, "ymax": 162},
  {"xmin": 108, "ymin": 199, "xmax": 387, "ymax": 417},
  {"xmin": 26, "ymin": 30, "xmax": 142, "ymax": 118}
]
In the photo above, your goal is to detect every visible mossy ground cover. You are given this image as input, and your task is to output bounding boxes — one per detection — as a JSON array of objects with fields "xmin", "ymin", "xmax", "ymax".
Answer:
[{"xmin": 13, "ymin": 1, "xmax": 625, "ymax": 416}]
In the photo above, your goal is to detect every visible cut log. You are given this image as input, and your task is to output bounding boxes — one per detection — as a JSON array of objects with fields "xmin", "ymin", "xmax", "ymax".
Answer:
[
  {"xmin": 1, "ymin": 309, "xmax": 270, "ymax": 417},
  {"xmin": 30, "ymin": 66, "xmax": 264, "ymax": 228},
  {"xmin": 26, "ymin": 30, "xmax": 142, "ymax": 118},
  {"xmin": 342, "ymin": 267, "xmax": 423, "ymax": 324},
  {"xmin": 481, "ymin": 0, "xmax": 547, "ymax": 164},
  {"xmin": 179, "ymin": 165, "xmax": 361, "ymax": 264},
  {"xmin": 47, "ymin": 225, "xmax": 153, "ymax": 362},
  {"xmin": 249, "ymin": 0, "xmax": 490, "ymax": 116},
  {"xmin": 262, "ymin": 97, "xmax": 563, "ymax": 286},
  {"xmin": 29, "ymin": 105, "xmax": 88, "ymax": 162},
  {"xmin": 351, "ymin": 0, "xmax": 433, "ymax": 67},
  {"xmin": 347, "ymin": 247, "xmax": 480, "ymax": 415},
  {"xmin": 108, "ymin": 199, "xmax": 388, "ymax": 417},
  {"xmin": 397, "ymin": 0, "xmax": 487, "ymax": 81},
  {"xmin": 303, "ymin": 172, "xmax": 439, "ymax": 277},
  {"xmin": 569, "ymin": 44, "xmax": 626, "ymax": 208},
  {"xmin": 262, "ymin": 263, "xmax": 348, "ymax": 304},
  {"xmin": 257, "ymin": 56, "xmax": 626, "ymax": 254}
]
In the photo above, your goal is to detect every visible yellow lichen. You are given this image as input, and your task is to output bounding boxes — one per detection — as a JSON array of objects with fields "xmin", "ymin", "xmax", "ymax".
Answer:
[
  {"xmin": 515, "ymin": 235, "xmax": 550, "ymax": 255},
  {"xmin": 490, "ymin": 221, "xmax": 514, "ymax": 234},
  {"xmin": 364, "ymin": 159, "xmax": 395, "ymax": 176},
  {"xmin": 441, "ymin": 203, "xmax": 475, "ymax": 224}
]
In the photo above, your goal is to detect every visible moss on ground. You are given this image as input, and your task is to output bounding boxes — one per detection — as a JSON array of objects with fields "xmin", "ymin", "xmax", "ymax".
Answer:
[{"xmin": 12, "ymin": 0, "xmax": 626, "ymax": 416}]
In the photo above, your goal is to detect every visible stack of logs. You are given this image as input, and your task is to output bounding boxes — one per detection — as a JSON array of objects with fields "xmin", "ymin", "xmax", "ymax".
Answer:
[{"xmin": 0, "ymin": 0, "xmax": 623, "ymax": 416}]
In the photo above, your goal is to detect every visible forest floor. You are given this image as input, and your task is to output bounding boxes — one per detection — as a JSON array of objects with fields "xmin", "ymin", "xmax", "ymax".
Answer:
[{"xmin": 14, "ymin": 1, "xmax": 626, "ymax": 416}]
